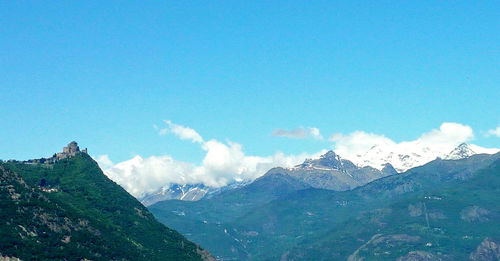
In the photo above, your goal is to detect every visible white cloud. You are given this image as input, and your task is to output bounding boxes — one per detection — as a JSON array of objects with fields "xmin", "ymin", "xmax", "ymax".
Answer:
[
  {"xmin": 156, "ymin": 120, "xmax": 204, "ymax": 143},
  {"xmin": 98, "ymin": 121, "xmax": 324, "ymax": 198},
  {"xmin": 272, "ymin": 127, "xmax": 323, "ymax": 140},
  {"xmin": 329, "ymin": 122, "xmax": 478, "ymax": 171},
  {"xmin": 487, "ymin": 125, "xmax": 500, "ymax": 137},
  {"xmin": 102, "ymin": 155, "xmax": 195, "ymax": 198},
  {"xmin": 95, "ymin": 154, "xmax": 114, "ymax": 169},
  {"xmin": 416, "ymin": 122, "xmax": 474, "ymax": 150},
  {"xmin": 98, "ymin": 121, "xmax": 500, "ymax": 198},
  {"xmin": 329, "ymin": 131, "xmax": 395, "ymax": 154}
]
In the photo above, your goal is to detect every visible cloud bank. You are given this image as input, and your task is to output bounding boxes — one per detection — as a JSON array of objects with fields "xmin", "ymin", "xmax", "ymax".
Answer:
[
  {"xmin": 98, "ymin": 121, "xmax": 499, "ymax": 198},
  {"xmin": 272, "ymin": 127, "xmax": 323, "ymax": 140},
  {"xmin": 98, "ymin": 121, "xmax": 324, "ymax": 198},
  {"xmin": 156, "ymin": 120, "xmax": 204, "ymax": 143},
  {"xmin": 330, "ymin": 122, "xmax": 474, "ymax": 156},
  {"xmin": 487, "ymin": 125, "xmax": 500, "ymax": 137}
]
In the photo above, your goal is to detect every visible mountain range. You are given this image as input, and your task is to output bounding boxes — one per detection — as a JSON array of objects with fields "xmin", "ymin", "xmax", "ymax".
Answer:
[
  {"xmin": 140, "ymin": 184, "xmax": 213, "ymax": 206},
  {"xmin": 140, "ymin": 181, "xmax": 251, "ymax": 206},
  {"xmin": 149, "ymin": 148, "xmax": 500, "ymax": 260},
  {"xmin": 141, "ymin": 143, "xmax": 497, "ymax": 205},
  {"xmin": 267, "ymin": 150, "xmax": 397, "ymax": 191},
  {"xmin": 2, "ymin": 141, "xmax": 499, "ymax": 260},
  {"xmin": 139, "ymin": 149, "xmax": 395, "ymax": 206},
  {"xmin": 342, "ymin": 142, "xmax": 499, "ymax": 172}
]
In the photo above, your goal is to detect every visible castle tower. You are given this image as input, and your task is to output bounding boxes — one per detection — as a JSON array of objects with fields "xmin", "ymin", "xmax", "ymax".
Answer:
[{"xmin": 66, "ymin": 141, "xmax": 80, "ymax": 155}]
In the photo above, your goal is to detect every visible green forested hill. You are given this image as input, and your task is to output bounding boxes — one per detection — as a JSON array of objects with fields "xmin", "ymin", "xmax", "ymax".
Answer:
[{"xmin": 0, "ymin": 153, "xmax": 213, "ymax": 261}]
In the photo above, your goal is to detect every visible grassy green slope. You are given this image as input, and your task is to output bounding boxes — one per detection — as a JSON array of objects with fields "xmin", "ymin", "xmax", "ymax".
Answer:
[{"xmin": 0, "ymin": 153, "xmax": 211, "ymax": 261}]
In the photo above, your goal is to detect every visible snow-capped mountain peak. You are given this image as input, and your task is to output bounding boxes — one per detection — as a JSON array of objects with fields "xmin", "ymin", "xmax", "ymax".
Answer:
[
  {"xmin": 137, "ymin": 144, "xmax": 499, "ymax": 205},
  {"xmin": 140, "ymin": 184, "xmax": 211, "ymax": 206},
  {"xmin": 444, "ymin": 143, "xmax": 475, "ymax": 160},
  {"xmin": 338, "ymin": 142, "xmax": 499, "ymax": 173},
  {"xmin": 139, "ymin": 180, "xmax": 250, "ymax": 206}
]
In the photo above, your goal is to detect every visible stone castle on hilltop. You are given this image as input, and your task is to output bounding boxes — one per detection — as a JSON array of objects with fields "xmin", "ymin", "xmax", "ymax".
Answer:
[
  {"xmin": 55, "ymin": 141, "xmax": 87, "ymax": 160},
  {"xmin": 21, "ymin": 141, "xmax": 88, "ymax": 164}
]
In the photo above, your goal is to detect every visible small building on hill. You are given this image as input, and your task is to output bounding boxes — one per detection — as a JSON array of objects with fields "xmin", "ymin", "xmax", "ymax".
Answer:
[
  {"xmin": 23, "ymin": 141, "xmax": 88, "ymax": 164},
  {"xmin": 55, "ymin": 141, "xmax": 87, "ymax": 160}
]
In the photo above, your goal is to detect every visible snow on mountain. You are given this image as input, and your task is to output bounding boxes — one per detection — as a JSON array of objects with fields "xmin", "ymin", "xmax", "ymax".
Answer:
[
  {"xmin": 339, "ymin": 143, "xmax": 499, "ymax": 172},
  {"xmin": 135, "ymin": 143, "xmax": 499, "ymax": 205},
  {"xmin": 468, "ymin": 144, "xmax": 500, "ymax": 155},
  {"xmin": 277, "ymin": 150, "xmax": 397, "ymax": 191},
  {"xmin": 139, "ymin": 184, "xmax": 212, "ymax": 206},
  {"xmin": 139, "ymin": 180, "xmax": 250, "ymax": 206},
  {"xmin": 444, "ymin": 143, "xmax": 477, "ymax": 160}
]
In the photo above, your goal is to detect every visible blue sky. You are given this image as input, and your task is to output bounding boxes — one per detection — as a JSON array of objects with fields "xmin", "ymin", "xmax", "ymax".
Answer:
[{"xmin": 1, "ymin": 1, "xmax": 499, "ymax": 165}]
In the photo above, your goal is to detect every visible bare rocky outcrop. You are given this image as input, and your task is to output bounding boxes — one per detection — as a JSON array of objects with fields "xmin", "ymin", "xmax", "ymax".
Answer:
[
  {"xmin": 197, "ymin": 248, "xmax": 217, "ymax": 261},
  {"xmin": 348, "ymin": 234, "xmax": 421, "ymax": 261},
  {"xmin": 0, "ymin": 255, "xmax": 22, "ymax": 261},
  {"xmin": 469, "ymin": 238, "xmax": 500, "ymax": 261},
  {"xmin": 266, "ymin": 150, "xmax": 396, "ymax": 192},
  {"xmin": 460, "ymin": 206, "xmax": 490, "ymax": 223},
  {"xmin": 408, "ymin": 202, "xmax": 423, "ymax": 217},
  {"xmin": 371, "ymin": 234, "xmax": 421, "ymax": 245},
  {"xmin": 348, "ymin": 234, "xmax": 383, "ymax": 261},
  {"xmin": 429, "ymin": 210, "xmax": 447, "ymax": 220},
  {"xmin": 397, "ymin": 251, "xmax": 441, "ymax": 261}
]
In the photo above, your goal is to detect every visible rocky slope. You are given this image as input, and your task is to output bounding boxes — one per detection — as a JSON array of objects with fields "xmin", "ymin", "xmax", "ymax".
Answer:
[{"xmin": 271, "ymin": 150, "xmax": 397, "ymax": 191}]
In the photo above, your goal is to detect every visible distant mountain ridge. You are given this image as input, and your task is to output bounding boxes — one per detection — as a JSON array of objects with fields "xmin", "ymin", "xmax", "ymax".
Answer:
[
  {"xmin": 140, "ymin": 184, "xmax": 212, "ymax": 206},
  {"xmin": 140, "ymin": 150, "xmax": 394, "ymax": 204},
  {"xmin": 149, "ymin": 151, "xmax": 500, "ymax": 260},
  {"xmin": 139, "ymin": 181, "xmax": 250, "ymax": 206},
  {"xmin": 139, "ymin": 143, "xmax": 498, "ymax": 203},
  {"xmin": 267, "ymin": 150, "xmax": 397, "ymax": 191},
  {"xmin": 342, "ymin": 142, "xmax": 499, "ymax": 172}
]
